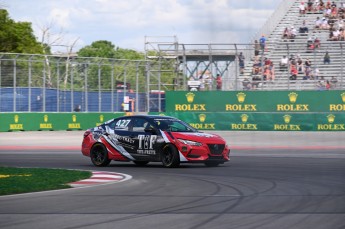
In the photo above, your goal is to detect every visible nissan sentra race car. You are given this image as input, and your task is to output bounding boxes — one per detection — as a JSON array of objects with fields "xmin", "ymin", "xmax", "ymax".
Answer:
[{"xmin": 81, "ymin": 115, "xmax": 230, "ymax": 168}]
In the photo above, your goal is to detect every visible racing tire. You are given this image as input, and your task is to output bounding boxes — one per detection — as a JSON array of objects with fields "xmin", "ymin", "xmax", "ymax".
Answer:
[
  {"xmin": 204, "ymin": 161, "xmax": 220, "ymax": 167},
  {"xmin": 90, "ymin": 143, "xmax": 111, "ymax": 167},
  {"xmin": 133, "ymin": 161, "xmax": 149, "ymax": 166},
  {"xmin": 161, "ymin": 144, "xmax": 180, "ymax": 168}
]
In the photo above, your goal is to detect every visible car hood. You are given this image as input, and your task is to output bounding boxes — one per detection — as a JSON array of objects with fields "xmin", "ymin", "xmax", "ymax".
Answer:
[{"xmin": 169, "ymin": 132, "xmax": 226, "ymax": 144}]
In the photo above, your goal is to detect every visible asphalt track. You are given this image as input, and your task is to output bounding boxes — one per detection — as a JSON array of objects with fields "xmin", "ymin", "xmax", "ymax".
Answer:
[{"xmin": 0, "ymin": 131, "xmax": 344, "ymax": 229}]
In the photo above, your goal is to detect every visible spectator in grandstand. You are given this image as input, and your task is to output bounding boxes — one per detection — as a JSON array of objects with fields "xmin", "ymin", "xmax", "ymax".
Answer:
[
  {"xmin": 290, "ymin": 54, "xmax": 298, "ymax": 66},
  {"xmin": 297, "ymin": 56, "xmax": 304, "ymax": 73},
  {"xmin": 330, "ymin": 28, "xmax": 340, "ymax": 40},
  {"xmin": 254, "ymin": 40, "xmax": 260, "ymax": 56},
  {"xmin": 331, "ymin": 4, "xmax": 338, "ymax": 17},
  {"xmin": 305, "ymin": 58, "xmax": 312, "ymax": 68},
  {"xmin": 315, "ymin": 17, "xmax": 322, "ymax": 29},
  {"xmin": 314, "ymin": 36, "xmax": 321, "ymax": 48},
  {"xmin": 259, "ymin": 35, "xmax": 266, "ymax": 51},
  {"xmin": 324, "ymin": 51, "xmax": 331, "ymax": 64},
  {"xmin": 326, "ymin": 80, "xmax": 331, "ymax": 90},
  {"xmin": 238, "ymin": 52, "xmax": 245, "ymax": 74},
  {"xmin": 307, "ymin": 0, "xmax": 314, "ymax": 12},
  {"xmin": 279, "ymin": 55, "xmax": 289, "ymax": 71},
  {"xmin": 331, "ymin": 1, "xmax": 337, "ymax": 8},
  {"xmin": 264, "ymin": 57, "xmax": 272, "ymax": 67},
  {"xmin": 330, "ymin": 76, "xmax": 338, "ymax": 87},
  {"xmin": 318, "ymin": 0, "xmax": 325, "ymax": 11},
  {"xmin": 303, "ymin": 66, "xmax": 312, "ymax": 80},
  {"xmin": 316, "ymin": 80, "xmax": 326, "ymax": 90},
  {"xmin": 283, "ymin": 27, "xmax": 290, "ymax": 39},
  {"xmin": 242, "ymin": 77, "xmax": 252, "ymax": 90},
  {"xmin": 290, "ymin": 65, "xmax": 298, "ymax": 80},
  {"xmin": 251, "ymin": 75, "xmax": 262, "ymax": 89},
  {"xmin": 299, "ymin": 20, "xmax": 309, "ymax": 34},
  {"xmin": 340, "ymin": 28, "xmax": 345, "ymax": 40},
  {"xmin": 290, "ymin": 26, "xmax": 297, "ymax": 40},
  {"xmin": 216, "ymin": 74, "xmax": 222, "ymax": 90},
  {"xmin": 312, "ymin": 67, "xmax": 320, "ymax": 79},
  {"xmin": 252, "ymin": 59, "xmax": 262, "ymax": 75},
  {"xmin": 267, "ymin": 63, "xmax": 275, "ymax": 81},
  {"xmin": 324, "ymin": 7, "xmax": 332, "ymax": 18},
  {"xmin": 321, "ymin": 17, "xmax": 330, "ymax": 29},
  {"xmin": 299, "ymin": 2, "xmax": 306, "ymax": 15},
  {"xmin": 307, "ymin": 36, "xmax": 315, "ymax": 52}
]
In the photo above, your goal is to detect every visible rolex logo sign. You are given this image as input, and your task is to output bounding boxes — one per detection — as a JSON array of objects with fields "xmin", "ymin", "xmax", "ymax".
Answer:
[
  {"xmin": 40, "ymin": 115, "xmax": 53, "ymax": 129},
  {"xmin": 288, "ymin": 92, "xmax": 298, "ymax": 103},
  {"xmin": 274, "ymin": 115, "xmax": 301, "ymax": 131},
  {"xmin": 199, "ymin": 114, "xmax": 206, "ymax": 122},
  {"xmin": 283, "ymin": 115, "xmax": 291, "ymax": 124},
  {"xmin": 189, "ymin": 114, "xmax": 215, "ymax": 129},
  {"xmin": 236, "ymin": 92, "xmax": 246, "ymax": 103},
  {"xmin": 14, "ymin": 115, "xmax": 19, "ymax": 123},
  {"xmin": 100, "ymin": 115, "xmax": 104, "ymax": 123},
  {"xmin": 230, "ymin": 114, "xmax": 257, "ymax": 130},
  {"xmin": 327, "ymin": 114, "xmax": 335, "ymax": 123},
  {"xmin": 241, "ymin": 114, "xmax": 249, "ymax": 123},
  {"xmin": 68, "ymin": 115, "xmax": 81, "ymax": 129},
  {"xmin": 318, "ymin": 114, "xmax": 345, "ymax": 130},
  {"xmin": 186, "ymin": 92, "xmax": 195, "ymax": 103},
  {"xmin": 329, "ymin": 92, "xmax": 345, "ymax": 111},
  {"xmin": 175, "ymin": 92, "xmax": 206, "ymax": 111},
  {"xmin": 72, "ymin": 115, "xmax": 77, "ymax": 123},
  {"xmin": 10, "ymin": 115, "xmax": 24, "ymax": 130}
]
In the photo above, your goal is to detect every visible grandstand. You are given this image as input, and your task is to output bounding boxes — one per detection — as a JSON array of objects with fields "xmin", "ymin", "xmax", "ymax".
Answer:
[{"xmin": 240, "ymin": 0, "xmax": 345, "ymax": 90}]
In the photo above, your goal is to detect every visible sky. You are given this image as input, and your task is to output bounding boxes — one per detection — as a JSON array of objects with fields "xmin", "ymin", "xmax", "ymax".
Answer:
[{"xmin": 4, "ymin": 0, "xmax": 282, "ymax": 53}]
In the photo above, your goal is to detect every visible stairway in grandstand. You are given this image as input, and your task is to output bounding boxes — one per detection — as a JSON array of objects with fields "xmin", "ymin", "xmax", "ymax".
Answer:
[{"xmin": 241, "ymin": 0, "xmax": 345, "ymax": 90}]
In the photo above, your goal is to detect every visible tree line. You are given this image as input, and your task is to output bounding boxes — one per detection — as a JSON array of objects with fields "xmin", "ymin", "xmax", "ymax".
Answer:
[{"xmin": 0, "ymin": 9, "xmax": 177, "ymax": 92}]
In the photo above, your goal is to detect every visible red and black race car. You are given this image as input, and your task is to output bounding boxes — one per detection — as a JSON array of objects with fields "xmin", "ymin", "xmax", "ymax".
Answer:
[{"xmin": 82, "ymin": 115, "xmax": 230, "ymax": 168}]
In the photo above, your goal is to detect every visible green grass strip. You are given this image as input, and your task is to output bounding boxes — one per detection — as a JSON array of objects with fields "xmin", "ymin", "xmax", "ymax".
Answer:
[{"xmin": 0, "ymin": 167, "xmax": 91, "ymax": 195}]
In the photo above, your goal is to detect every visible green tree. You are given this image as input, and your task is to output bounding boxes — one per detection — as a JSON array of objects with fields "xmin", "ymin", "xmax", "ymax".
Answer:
[{"xmin": 0, "ymin": 9, "xmax": 43, "ymax": 53}]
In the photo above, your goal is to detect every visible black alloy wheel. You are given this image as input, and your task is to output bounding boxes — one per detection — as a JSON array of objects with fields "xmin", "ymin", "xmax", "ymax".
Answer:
[
  {"xmin": 90, "ymin": 143, "xmax": 111, "ymax": 167},
  {"xmin": 161, "ymin": 144, "xmax": 180, "ymax": 168}
]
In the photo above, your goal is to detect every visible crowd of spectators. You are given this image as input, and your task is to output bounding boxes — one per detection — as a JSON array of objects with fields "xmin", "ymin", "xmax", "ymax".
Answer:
[{"xmin": 310, "ymin": 1, "xmax": 345, "ymax": 41}]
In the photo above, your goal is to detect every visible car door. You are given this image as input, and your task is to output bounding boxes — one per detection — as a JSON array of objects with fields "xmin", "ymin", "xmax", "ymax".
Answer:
[
  {"xmin": 108, "ymin": 117, "xmax": 136, "ymax": 158},
  {"xmin": 129, "ymin": 117, "xmax": 160, "ymax": 161}
]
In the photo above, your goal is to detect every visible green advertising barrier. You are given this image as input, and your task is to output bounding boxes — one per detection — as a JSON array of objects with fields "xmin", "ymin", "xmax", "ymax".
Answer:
[
  {"xmin": 0, "ymin": 113, "xmax": 125, "ymax": 132},
  {"xmin": 166, "ymin": 91, "xmax": 345, "ymax": 113},
  {"xmin": 150, "ymin": 112, "xmax": 345, "ymax": 131}
]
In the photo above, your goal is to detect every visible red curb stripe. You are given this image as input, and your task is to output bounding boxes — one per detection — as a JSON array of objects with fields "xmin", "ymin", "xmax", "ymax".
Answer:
[
  {"xmin": 87, "ymin": 177, "xmax": 122, "ymax": 181},
  {"xmin": 0, "ymin": 146, "xmax": 80, "ymax": 151}
]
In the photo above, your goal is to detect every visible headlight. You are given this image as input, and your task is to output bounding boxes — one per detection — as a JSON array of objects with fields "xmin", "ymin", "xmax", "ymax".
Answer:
[{"xmin": 178, "ymin": 139, "xmax": 202, "ymax": 146}]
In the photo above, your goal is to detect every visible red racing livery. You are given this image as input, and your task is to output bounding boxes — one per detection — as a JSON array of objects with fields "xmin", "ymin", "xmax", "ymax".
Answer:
[{"xmin": 82, "ymin": 115, "xmax": 230, "ymax": 168}]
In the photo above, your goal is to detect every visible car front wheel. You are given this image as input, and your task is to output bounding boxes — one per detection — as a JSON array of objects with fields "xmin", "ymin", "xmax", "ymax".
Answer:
[
  {"xmin": 90, "ymin": 143, "xmax": 111, "ymax": 167},
  {"xmin": 161, "ymin": 144, "xmax": 180, "ymax": 168}
]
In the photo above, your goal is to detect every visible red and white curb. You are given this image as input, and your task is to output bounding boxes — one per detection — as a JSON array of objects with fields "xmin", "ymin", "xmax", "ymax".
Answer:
[{"xmin": 69, "ymin": 171, "xmax": 132, "ymax": 188}]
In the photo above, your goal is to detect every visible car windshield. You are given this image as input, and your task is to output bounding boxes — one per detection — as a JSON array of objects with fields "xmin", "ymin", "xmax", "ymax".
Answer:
[{"xmin": 153, "ymin": 118, "xmax": 197, "ymax": 132}]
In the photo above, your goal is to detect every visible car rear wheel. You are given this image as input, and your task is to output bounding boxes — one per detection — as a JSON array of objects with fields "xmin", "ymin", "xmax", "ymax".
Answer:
[
  {"xmin": 161, "ymin": 144, "xmax": 180, "ymax": 168},
  {"xmin": 90, "ymin": 143, "xmax": 111, "ymax": 167},
  {"xmin": 133, "ymin": 161, "xmax": 149, "ymax": 166}
]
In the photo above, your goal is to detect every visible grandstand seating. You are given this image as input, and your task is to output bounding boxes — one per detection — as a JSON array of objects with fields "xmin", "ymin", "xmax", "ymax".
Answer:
[{"xmin": 240, "ymin": 0, "xmax": 345, "ymax": 90}]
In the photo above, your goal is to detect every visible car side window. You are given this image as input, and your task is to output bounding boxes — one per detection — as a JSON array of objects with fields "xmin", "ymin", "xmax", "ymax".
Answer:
[{"xmin": 131, "ymin": 118, "xmax": 149, "ymax": 133}]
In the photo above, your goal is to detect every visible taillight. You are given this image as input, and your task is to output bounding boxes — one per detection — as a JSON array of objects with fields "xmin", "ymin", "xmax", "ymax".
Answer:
[{"xmin": 83, "ymin": 130, "xmax": 91, "ymax": 138}]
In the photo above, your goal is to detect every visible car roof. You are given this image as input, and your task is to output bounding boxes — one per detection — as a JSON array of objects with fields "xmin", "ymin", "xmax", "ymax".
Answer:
[{"xmin": 115, "ymin": 115, "xmax": 177, "ymax": 120}]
